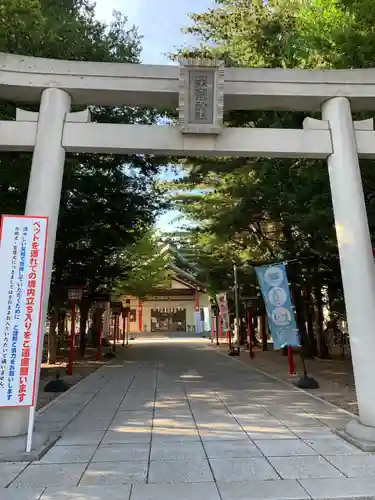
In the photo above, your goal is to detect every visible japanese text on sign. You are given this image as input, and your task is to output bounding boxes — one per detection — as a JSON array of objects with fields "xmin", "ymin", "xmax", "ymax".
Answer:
[
  {"xmin": 0, "ymin": 216, "xmax": 48, "ymax": 407},
  {"xmin": 189, "ymin": 71, "xmax": 214, "ymax": 125}
]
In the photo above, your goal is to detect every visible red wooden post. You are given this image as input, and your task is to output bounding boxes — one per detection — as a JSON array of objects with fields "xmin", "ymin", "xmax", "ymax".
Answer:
[
  {"xmin": 288, "ymin": 345, "xmax": 295, "ymax": 375},
  {"xmin": 138, "ymin": 300, "xmax": 143, "ymax": 333},
  {"xmin": 67, "ymin": 302, "xmax": 75, "ymax": 375},
  {"xmin": 219, "ymin": 312, "xmax": 223, "ymax": 341}
]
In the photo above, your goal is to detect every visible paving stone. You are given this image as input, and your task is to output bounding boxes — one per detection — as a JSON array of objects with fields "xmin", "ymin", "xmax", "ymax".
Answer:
[
  {"xmin": 151, "ymin": 432, "xmax": 201, "ymax": 443},
  {"xmin": 0, "ymin": 463, "xmax": 29, "ymax": 487},
  {"xmin": 254, "ymin": 438, "xmax": 318, "ymax": 457},
  {"xmin": 289, "ymin": 426, "xmax": 335, "ymax": 440},
  {"xmin": 56, "ymin": 430, "xmax": 105, "ymax": 446},
  {"xmin": 34, "ymin": 422, "xmax": 64, "ymax": 434},
  {"xmin": 150, "ymin": 441, "xmax": 205, "ymax": 461},
  {"xmin": 152, "ymin": 428, "xmax": 201, "ymax": 442},
  {"xmin": 209, "ymin": 457, "xmax": 279, "ymax": 482},
  {"xmin": 199, "ymin": 429, "xmax": 249, "ymax": 442},
  {"xmin": 0, "ymin": 488, "xmax": 43, "ymax": 499},
  {"xmin": 148, "ymin": 458, "xmax": 214, "ymax": 483},
  {"xmin": 153, "ymin": 416, "xmax": 196, "ymax": 426},
  {"xmin": 102, "ymin": 430, "xmax": 151, "ymax": 444},
  {"xmin": 37, "ymin": 408, "xmax": 79, "ymax": 423},
  {"xmin": 80, "ymin": 461, "xmax": 148, "ymax": 485},
  {"xmin": 154, "ymin": 410, "xmax": 193, "ymax": 419},
  {"xmin": 9, "ymin": 463, "xmax": 87, "ymax": 488},
  {"xmin": 246, "ymin": 425, "xmax": 296, "ymax": 440},
  {"xmin": 305, "ymin": 437, "xmax": 364, "ymax": 456},
  {"xmin": 111, "ymin": 411, "xmax": 153, "ymax": 426},
  {"xmin": 64, "ymin": 420, "xmax": 111, "ymax": 432},
  {"xmin": 92, "ymin": 443, "xmax": 150, "ymax": 462},
  {"xmin": 131, "ymin": 482, "xmax": 220, "ymax": 500},
  {"xmin": 41, "ymin": 485, "xmax": 131, "ymax": 499},
  {"xmin": 7, "ymin": 340, "xmax": 365, "ymax": 497},
  {"xmin": 217, "ymin": 479, "xmax": 310, "ymax": 500},
  {"xmin": 269, "ymin": 456, "xmax": 344, "ymax": 479},
  {"xmin": 203, "ymin": 440, "xmax": 262, "ymax": 459},
  {"xmin": 300, "ymin": 477, "xmax": 375, "ymax": 499},
  {"xmin": 326, "ymin": 454, "xmax": 375, "ymax": 478},
  {"xmin": 39, "ymin": 445, "xmax": 96, "ymax": 463}
]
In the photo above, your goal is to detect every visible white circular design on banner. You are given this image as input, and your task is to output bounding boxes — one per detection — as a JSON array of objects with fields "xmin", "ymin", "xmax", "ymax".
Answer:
[
  {"xmin": 264, "ymin": 266, "xmax": 284, "ymax": 287},
  {"xmin": 268, "ymin": 287, "xmax": 287, "ymax": 307},
  {"xmin": 275, "ymin": 329, "xmax": 287, "ymax": 346},
  {"xmin": 272, "ymin": 307, "xmax": 291, "ymax": 326}
]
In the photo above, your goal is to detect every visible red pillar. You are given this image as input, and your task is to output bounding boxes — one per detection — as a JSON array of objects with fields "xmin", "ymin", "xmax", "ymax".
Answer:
[
  {"xmin": 67, "ymin": 302, "xmax": 76, "ymax": 375},
  {"xmin": 138, "ymin": 300, "xmax": 143, "ymax": 333}
]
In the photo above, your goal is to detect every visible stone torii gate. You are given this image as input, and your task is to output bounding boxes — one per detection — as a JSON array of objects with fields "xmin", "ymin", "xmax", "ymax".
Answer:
[{"xmin": 1, "ymin": 53, "xmax": 375, "ymax": 450}]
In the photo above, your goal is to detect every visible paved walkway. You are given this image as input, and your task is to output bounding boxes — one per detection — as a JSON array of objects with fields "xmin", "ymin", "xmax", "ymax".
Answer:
[{"xmin": 1, "ymin": 340, "xmax": 375, "ymax": 499}]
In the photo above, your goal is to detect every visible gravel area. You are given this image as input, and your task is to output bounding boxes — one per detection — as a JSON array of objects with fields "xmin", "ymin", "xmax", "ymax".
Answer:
[
  {"xmin": 214, "ymin": 343, "xmax": 358, "ymax": 415},
  {"xmin": 37, "ymin": 350, "xmax": 107, "ymax": 410}
]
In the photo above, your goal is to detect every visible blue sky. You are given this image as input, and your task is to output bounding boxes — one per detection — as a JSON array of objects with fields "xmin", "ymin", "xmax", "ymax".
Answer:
[{"xmin": 95, "ymin": 0, "xmax": 215, "ymax": 230}]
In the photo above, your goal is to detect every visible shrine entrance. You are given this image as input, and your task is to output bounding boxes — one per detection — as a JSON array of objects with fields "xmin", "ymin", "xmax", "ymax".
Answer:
[
  {"xmin": 1, "ymin": 53, "xmax": 375, "ymax": 449},
  {"xmin": 151, "ymin": 308, "xmax": 186, "ymax": 333}
]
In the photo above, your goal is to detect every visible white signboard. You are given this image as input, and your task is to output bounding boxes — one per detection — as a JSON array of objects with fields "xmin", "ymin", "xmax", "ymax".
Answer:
[
  {"xmin": 195, "ymin": 311, "xmax": 202, "ymax": 334},
  {"xmin": 0, "ymin": 215, "xmax": 48, "ymax": 407},
  {"xmin": 216, "ymin": 292, "xmax": 230, "ymax": 331}
]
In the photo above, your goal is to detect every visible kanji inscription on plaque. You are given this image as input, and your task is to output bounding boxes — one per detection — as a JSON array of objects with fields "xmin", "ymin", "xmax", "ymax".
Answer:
[{"xmin": 178, "ymin": 58, "xmax": 224, "ymax": 134}]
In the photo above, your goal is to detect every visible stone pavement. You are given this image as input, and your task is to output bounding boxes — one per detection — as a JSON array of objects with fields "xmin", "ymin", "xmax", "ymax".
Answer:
[{"xmin": 1, "ymin": 339, "xmax": 375, "ymax": 499}]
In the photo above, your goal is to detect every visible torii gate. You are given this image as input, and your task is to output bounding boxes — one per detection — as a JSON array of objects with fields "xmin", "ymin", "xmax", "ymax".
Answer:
[{"xmin": 0, "ymin": 53, "xmax": 375, "ymax": 450}]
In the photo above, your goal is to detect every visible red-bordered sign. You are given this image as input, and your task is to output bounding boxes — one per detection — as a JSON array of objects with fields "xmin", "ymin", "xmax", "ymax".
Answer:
[{"xmin": 0, "ymin": 215, "xmax": 48, "ymax": 408}]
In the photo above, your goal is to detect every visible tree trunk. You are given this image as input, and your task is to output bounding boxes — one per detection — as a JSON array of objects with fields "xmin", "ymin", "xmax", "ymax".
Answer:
[
  {"xmin": 305, "ymin": 285, "xmax": 318, "ymax": 356},
  {"xmin": 57, "ymin": 311, "xmax": 66, "ymax": 357},
  {"xmin": 79, "ymin": 299, "xmax": 90, "ymax": 356},
  {"xmin": 48, "ymin": 307, "xmax": 59, "ymax": 364}
]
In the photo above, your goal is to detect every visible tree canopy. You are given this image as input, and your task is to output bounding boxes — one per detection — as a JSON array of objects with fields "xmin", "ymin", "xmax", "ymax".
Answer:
[
  {"xmin": 165, "ymin": 0, "xmax": 375, "ymax": 353},
  {"xmin": 0, "ymin": 0, "xmax": 168, "ymax": 359}
]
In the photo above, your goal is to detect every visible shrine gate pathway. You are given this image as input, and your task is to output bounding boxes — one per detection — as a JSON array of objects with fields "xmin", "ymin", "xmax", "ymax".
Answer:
[{"xmin": 2, "ymin": 338, "xmax": 375, "ymax": 500}]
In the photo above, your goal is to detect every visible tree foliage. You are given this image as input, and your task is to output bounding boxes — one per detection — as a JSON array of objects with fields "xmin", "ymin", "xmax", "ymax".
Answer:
[
  {"xmin": 167, "ymin": 0, "xmax": 375, "ymax": 353},
  {"xmin": 0, "ymin": 0, "xmax": 167, "ymax": 360},
  {"xmin": 113, "ymin": 231, "xmax": 171, "ymax": 299}
]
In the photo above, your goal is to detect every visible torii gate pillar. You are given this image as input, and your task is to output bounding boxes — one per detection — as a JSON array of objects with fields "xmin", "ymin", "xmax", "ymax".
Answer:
[{"xmin": 323, "ymin": 96, "xmax": 375, "ymax": 449}]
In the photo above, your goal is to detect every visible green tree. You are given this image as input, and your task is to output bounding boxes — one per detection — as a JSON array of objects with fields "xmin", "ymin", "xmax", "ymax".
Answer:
[
  {"xmin": 167, "ymin": 0, "xmax": 375, "ymax": 355},
  {"xmin": 113, "ymin": 231, "xmax": 171, "ymax": 299},
  {"xmin": 0, "ymin": 0, "xmax": 166, "ymax": 362}
]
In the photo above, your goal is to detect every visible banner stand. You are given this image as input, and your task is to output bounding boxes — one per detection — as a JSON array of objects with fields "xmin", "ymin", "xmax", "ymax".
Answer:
[
  {"xmin": 26, "ymin": 405, "xmax": 36, "ymax": 452},
  {"xmin": 0, "ymin": 215, "xmax": 48, "ymax": 451}
]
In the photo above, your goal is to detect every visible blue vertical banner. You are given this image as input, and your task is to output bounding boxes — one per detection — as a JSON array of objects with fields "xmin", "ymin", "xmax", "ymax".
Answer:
[{"xmin": 255, "ymin": 264, "xmax": 300, "ymax": 349}]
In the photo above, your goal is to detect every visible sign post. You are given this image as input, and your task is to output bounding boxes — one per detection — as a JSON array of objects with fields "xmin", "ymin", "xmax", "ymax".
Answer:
[
  {"xmin": 0, "ymin": 215, "xmax": 48, "ymax": 453},
  {"xmin": 66, "ymin": 287, "xmax": 84, "ymax": 376},
  {"xmin": 255, "ymin": 265, "xmax": 300, "ymax": 350}
]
